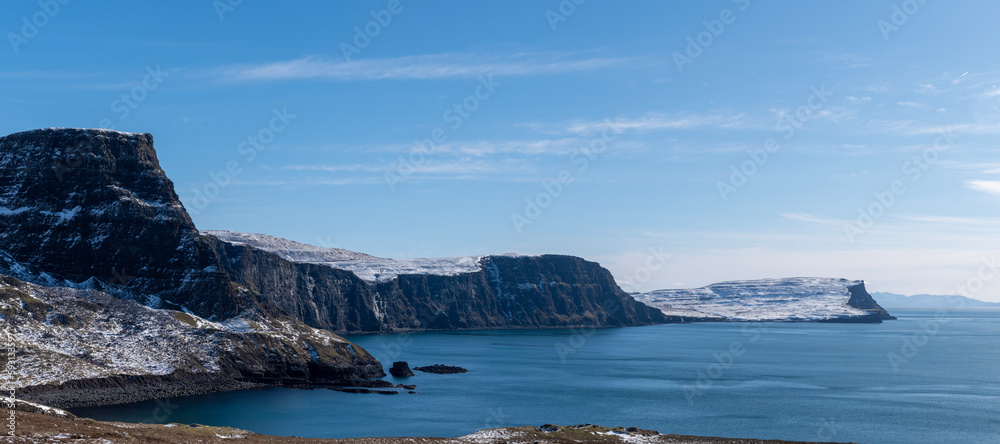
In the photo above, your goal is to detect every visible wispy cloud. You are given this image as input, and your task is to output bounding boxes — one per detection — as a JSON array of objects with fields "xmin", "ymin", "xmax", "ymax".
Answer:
[
  {"xmin": 902, "ymin": 121, "xmax": 1000, "ymax": 136},
  {"xmin": 940, "ymin": 161, "xmax": 1000, "ymax": 175},
  {"xmin": 279, "ymin": 157, "xmax": 537, "ymax": 182},
  {"xmin": 210, "ymin": 53, "xmax": 632, "ymax": 82},
  {"xmin": 966, "ymin": 180, "xmax": 1000, "ymax": 196},
  {"xmin": 524, "ymin": 112, "xmax": 755, "ymax": 136},
  {"xmin": 779, "ymin": 212, "xmax": 844, "ymax": 225},
  {"xmin": 896, "ymin": 214, "xmax": 1000, "ymax": 226}
]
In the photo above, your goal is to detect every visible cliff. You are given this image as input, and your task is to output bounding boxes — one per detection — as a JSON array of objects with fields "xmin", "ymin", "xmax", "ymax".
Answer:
[
  {"xmin": 0, "ymin": 128, "xmax": 244, "ymax": 318},
  {"xmin": 202, "ymin": 232, "xmax": 670, "ymax": 333},
  {"xmin": 0, "ymin": 128, "xmax": 664, "ymax": 335}
]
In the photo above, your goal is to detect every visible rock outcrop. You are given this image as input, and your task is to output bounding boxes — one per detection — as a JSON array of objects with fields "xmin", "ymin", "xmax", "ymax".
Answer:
[
  {"xmin": 0, "ymin": 274, "xmax": 383, "ymax": 408},
  {"xmin": 0, "ymin": 128, "xmax": 245, "ymax": 318},
  {"xmin": 389, "ymin": 361, "xmax": 415, "ymax": 377},
  {"xmin": 413, "ymin": 365, "xmax": 468, "ymax": 374}
]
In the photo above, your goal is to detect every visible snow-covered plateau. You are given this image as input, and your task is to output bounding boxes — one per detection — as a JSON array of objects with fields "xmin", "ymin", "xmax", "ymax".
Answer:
[
  {"xmin": 634, "ymin": 277, "xmax": 889, "ymax": 322},
  {"xmin": 203, "ymin": 230, "xmax": 488, "ymax": 283}
]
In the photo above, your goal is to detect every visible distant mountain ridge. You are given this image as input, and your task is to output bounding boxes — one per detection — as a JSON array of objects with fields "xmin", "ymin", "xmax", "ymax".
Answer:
[{"xmin": 871, "ymin": 291, "xmax": 1000, "ymax": 309}]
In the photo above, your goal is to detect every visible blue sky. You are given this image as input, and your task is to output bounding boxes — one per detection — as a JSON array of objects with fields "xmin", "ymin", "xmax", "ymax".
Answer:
[{"xmin": 5, "ymin": 1, "xmax": 1000, "ymax": 300}]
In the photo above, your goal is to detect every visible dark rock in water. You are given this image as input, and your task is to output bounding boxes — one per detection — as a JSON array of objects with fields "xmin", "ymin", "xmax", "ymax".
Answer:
[
  {"xmin": 414, "ymin": 364, "xmax": 468, "ymax": 374},
  {"xmin": 328, "ymin": 387, "xmax": 398, "ymax": 395},
  {"xmin": 396, "ymin": 384, "xmax": 416, "ymax": 390},
  {"xmin": 389, "ymin": 361, "xmax": 415, "ymax": 377},
  {"xmin": 344, "ymin": 379, "xmax": 395, "ymax": 388}
]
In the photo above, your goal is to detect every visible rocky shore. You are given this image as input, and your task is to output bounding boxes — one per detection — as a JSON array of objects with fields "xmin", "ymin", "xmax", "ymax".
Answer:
[
  {"xmin": 17, "ymin": 372, "xmax": 267, "ymax": 409},
  {"xmin": 3, "ymin": 409, "xmax": 857, "ymax": 443}
]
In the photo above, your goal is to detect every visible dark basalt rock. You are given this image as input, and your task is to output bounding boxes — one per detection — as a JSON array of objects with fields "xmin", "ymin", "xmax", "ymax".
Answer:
[
  {"xmin": 413, "ymin": 364, "xmax": 468, "ymax": 374},
  {"xmin": 0, "ymin": 129, "xmax": 243, "ymax": 319},
  {"xmin": 846, "ymin": 281, "xmax": 896, "ymax": 321},
  {"xmin": 328, "ymin": 387, "xmax": 398, "ymax": 395},
  {"xmin": 389, "ymin": 361, "xmax": 415, "ymax": 377}
]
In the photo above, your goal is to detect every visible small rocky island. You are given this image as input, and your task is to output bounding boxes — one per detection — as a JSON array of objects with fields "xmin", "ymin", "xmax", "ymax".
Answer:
[
  {"xmin": 388, "ymin": 361, "xmax": 415, "ymax": 377},
  {"xmin": 413, "ymin": 364, "xmax": 469, "ymax": 374}
]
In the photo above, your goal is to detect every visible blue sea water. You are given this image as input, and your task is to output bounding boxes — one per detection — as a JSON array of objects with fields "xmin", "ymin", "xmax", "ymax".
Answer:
[{"xmin": 72, "ymin": 310, "xmax": 1000, "ymax": 443}]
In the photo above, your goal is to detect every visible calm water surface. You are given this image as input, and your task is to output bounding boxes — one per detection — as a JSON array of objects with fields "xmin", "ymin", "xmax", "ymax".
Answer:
[{"xmin": 72, "ymin": 310, "xmax": 1000, "ymax": 443}]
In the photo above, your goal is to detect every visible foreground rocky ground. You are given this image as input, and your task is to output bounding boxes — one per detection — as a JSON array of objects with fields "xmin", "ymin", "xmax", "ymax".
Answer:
[{"xmin": 3, "ymin": 409, "xmax": 854, "ymax": 444}]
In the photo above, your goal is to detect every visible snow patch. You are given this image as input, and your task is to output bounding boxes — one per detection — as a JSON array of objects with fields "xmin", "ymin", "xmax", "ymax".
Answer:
[
  {"xmin": 0, "ymin": 206, "xmax": 30, "ymax": 216},
  {"xmin": 204, "ymin": 230, "xmax": 484, "ymax": 283}
]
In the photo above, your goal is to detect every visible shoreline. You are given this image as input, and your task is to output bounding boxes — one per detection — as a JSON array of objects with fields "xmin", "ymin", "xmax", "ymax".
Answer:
[{"xmin": 4, "ymin": 409, "xmax": 856, "ymax": 443}]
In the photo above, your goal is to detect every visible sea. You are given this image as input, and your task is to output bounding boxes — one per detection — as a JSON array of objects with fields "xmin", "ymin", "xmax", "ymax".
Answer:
[{"xmin": 71, "ymin": 310, "xmax": 1000, "ymax": 443}]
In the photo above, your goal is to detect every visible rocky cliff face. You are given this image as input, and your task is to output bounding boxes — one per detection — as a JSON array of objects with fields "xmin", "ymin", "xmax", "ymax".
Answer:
[
  {"xmin": 845, "ymin": 281, "xmax": 896, "ymax": 321},
  {"xmin": 0, "ymin": 128, "xmax": 663, "ymax": 334},
  {"xmin": 372, "ymin": 254, "xmax": 669, "ymax": 330},
  {"xmin": 0, "ymin": 128, "xmax": 243, "ymax": 319},
  {"xmin": 203, "ymin": 233, "xmax": 668, "ymax": 333}
]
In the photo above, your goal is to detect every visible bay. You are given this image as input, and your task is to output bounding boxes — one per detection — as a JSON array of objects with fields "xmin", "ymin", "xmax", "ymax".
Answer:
[{"xmin": 71, "ymin": 310, "xmax": 1000, "ymax": 443}]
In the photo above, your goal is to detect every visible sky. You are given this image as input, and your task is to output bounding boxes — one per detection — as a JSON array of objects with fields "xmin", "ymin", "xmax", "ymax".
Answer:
[{"xmin": 4, "ymin": 1, "xmax": 1000, "ymax": 300}]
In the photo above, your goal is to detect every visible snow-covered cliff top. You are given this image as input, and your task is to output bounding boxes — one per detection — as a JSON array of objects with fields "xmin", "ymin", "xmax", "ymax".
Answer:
[
  {"xmin": 203, "ymin": 230, "xmax": 377, "ymax": 262},
  {"xmin": 203, "ymin": 230, "xmax": 484, "ymax": 283},
  {"xmin": 634, "ymin": 277, "xmax": 872, "ymax": 321}
]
